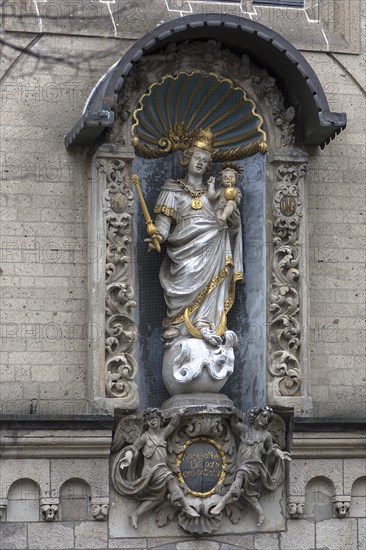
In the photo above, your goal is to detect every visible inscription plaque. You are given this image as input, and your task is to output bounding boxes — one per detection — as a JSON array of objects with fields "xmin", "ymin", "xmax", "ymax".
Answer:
[{"xmin": 177, "ymin": 438, "xmax": 226, "ymax": 497}]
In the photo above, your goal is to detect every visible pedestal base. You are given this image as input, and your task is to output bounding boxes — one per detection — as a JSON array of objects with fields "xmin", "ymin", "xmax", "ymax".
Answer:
[{"xmin": 161, "ymin": 392, "xmax": 233, "ymax": 411}]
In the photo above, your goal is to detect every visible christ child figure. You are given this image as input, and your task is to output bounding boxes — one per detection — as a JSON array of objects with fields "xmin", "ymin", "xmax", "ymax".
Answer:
[{"xmin": 207, "ymin": 164, "xmax": 242, "ymax": 222}]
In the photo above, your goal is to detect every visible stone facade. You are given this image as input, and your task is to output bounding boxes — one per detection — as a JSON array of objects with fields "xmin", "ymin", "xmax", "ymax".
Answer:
[{"xmin": 0, "ymin": 1, "xmax": 365, "ymax": 549}]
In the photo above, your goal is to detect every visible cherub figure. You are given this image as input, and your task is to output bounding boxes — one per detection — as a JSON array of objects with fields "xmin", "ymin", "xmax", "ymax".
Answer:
[
  {"xmin": 211, "ymin": 406, "xmax": 291, "ymax": 526},
  {"xmin": 207, "ymin": 164, "xmax": 242, "ymax": 223},
  {"xmin": 111, "ymin": 408, "xmax": 199, "ymax": 528}
]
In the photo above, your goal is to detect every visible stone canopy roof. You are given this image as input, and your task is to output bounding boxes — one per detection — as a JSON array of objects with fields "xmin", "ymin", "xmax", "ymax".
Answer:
[{"xmin": 65, "ymin": 13, "xmax": 346, "ymax": 150}]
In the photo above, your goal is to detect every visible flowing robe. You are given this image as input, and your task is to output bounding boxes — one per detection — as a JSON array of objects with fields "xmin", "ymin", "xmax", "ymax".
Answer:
[
  {"xmin": 154, "ymin": 180, "xmax": 243, "ymax": 332},
  {"xmin": 235, "ymin": 428, "xmax": 286, "ymax": 499},
  {"xmin": 111, "ymin": 432, "xmax": 173, "ymax": 501}
]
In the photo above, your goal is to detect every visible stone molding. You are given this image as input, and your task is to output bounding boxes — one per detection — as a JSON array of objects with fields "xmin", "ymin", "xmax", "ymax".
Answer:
[
  {"xmin": 292, "ymin": 431, "xmax": 366, "ymax": 458},
  {"xmin": 0, "ymin": 457, "xmax": 110, "ymax": 507},
  {"xmin": 0, "ymin": 429, "xmax": 112, "ymax": 458}
]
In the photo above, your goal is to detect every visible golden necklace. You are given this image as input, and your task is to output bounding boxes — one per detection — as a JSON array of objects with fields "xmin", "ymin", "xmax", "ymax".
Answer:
[{"xmin": 178, "ymin": 180, "xmax": 207, "ymax": 210}]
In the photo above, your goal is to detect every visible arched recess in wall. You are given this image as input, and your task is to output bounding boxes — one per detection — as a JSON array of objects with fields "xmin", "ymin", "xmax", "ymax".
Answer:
[
  {"xmin": 350, "ymin": 476, "xmax": 366, "ymax": 517},
  {"xmin": 59, "ymin": 478, "xmax": 91, "ymax": 521},
  {"xmin": 6, "ymin": 479, "xmax": 40, "ymax": 522},
  {"xmin": 65, "ymin": 13, "xmax": 346, "ymax": 415},
  {"xmin": 304, "ymin": 476, "xmax": 336, "ymax": 522}
]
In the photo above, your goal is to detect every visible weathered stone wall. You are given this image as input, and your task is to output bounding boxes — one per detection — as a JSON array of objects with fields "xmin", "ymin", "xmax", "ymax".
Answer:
[
  {"xmin": 0, "ymin": 32, "xmax": 133, "ymax": 415},
  {"xmin": 304, "ymin": 47, "xmax": 366, "ymax": 419},
  {"xmin": 0, "ymin": 505, "xmax": 363, "ymax": 549}
]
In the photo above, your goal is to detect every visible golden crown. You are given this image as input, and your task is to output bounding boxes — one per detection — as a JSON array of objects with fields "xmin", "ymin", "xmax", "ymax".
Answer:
[{"xmin": 191, "ymin": 128, "xmax": 215, "ymax": 152}]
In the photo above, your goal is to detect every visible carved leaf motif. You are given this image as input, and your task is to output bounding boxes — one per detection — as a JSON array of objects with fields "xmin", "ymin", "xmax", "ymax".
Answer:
[
  {"xmin": 105, "ymin": 353, "xmax": 138, "ymax": 399},
  {"xmin": 99, "ymin": 157, "xmax": 138, "ymax": 404},
  {"xmin": 106, "ymin": 315, "xmax": 137, "ymax": 351},
  {"xmin": 106, "ymin": 283, "xmax": 136, "ymax": 316},
  {"xmin": 155, "ymin": 502, "xmax": 178, "ymax": 527},
  {"xmin": 178, "ymin": 506, "xmax": 222, "ymax": 535},
  {"xmin": 225, "ymin": 503, "xmax": 242, "ymax": 524},
  {"xmin": 269, "ymin": 164, "xmax": 305, "ymax": 396},
  {"xmin": 269, "ymin": 350, "xmax": 301, "ymax": 396}
]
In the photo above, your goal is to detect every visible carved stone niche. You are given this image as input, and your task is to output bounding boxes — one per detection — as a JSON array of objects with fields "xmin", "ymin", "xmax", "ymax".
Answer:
[{"xmin": 88, "ymin": 40, "xmax": 312, "ymax": 414}]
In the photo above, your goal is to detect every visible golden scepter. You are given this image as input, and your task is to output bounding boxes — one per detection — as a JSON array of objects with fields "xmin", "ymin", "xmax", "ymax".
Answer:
[{"xmin": 131, "ymin": 174, "xmax": 161, "ymax": 253}]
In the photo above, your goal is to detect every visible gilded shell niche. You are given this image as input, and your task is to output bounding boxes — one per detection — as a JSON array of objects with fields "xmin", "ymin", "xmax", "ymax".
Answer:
[{"xmin": 132, "ymin": 71, "xmax": 267, "ymax": 161}]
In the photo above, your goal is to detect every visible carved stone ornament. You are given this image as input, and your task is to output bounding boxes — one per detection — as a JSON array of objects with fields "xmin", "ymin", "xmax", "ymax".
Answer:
[
  {"xmin": 40, "ymin": 497, "xmax": 59, "ymax": 522},
  {"xmin": 91, "ymin": 497, "xmax": 110, "ymax": 521},
  {"xmin": 95, "ymin": 40, "xmax": 311, "ymax": 412},
  {"xmin": 108, "ymin": 40, "xmax": 295, "ymax": 153},
  {"xmin": 96, "ymin": 156, "xmax": 138, "ymax": 404},
  {"xmin": 111, "ymin": 405, "xmax": 290, "ymax": 535},
  {"xmin": 269, "ymin": 163, "xmax": 305, "ymax": 397},
  {"xmin": 287, "ymin": 495, "xmax": 305, "ymax": 519},
  {"xmin": 332, "ymin": 496, "xmax": 351, "ymax": 518}
]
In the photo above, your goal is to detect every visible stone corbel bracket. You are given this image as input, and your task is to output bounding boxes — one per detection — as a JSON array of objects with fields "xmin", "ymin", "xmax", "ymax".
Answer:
[
  {"xmin": 91, "ymin": 497, "xmax": 110, "ymax": 521},
  {"xmin": 40, "ymin": 497, "xmax": 59, "ymax": 522},
  {"xmin": 287, "ymin": 495, "xmax": 305, "ymax": 519},
  {"xmin": 332, "ymin": 496, "xmax": 351, "ymax": 518},
  {"xmin": 90, "ymin": 144, "xmax": 139, "ymax": 413}
]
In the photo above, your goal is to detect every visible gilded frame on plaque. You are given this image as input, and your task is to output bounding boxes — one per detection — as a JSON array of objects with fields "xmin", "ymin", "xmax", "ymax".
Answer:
[{"xmin": 176, "ymin": 437, "xmax": 227, "ymax": 497}]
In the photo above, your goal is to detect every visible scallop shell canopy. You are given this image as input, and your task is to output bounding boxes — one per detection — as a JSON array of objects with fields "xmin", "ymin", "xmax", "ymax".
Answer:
[{"xmin": 132, "ymin": 71, "xmax": 266, "ymax": 161}]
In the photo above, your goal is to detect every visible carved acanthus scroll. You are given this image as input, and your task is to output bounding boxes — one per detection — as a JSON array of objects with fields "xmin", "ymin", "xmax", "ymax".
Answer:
[
  {"xmin": 269, "ymin": 163, "xmax": 305, "ymax": 397},
  {"xmin": 97, "ymin": 157, "xmax": 138, "ymax": 404}
]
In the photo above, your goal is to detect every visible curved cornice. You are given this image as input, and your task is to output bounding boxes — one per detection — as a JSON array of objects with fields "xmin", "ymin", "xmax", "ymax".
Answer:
[{"xmin": 65, "ymin": 13, "xmax": 346, "ymax": 149}]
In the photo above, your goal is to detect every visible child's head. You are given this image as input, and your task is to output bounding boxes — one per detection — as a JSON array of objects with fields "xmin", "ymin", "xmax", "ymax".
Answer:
[{"xmin": 220, "ymin": 164, "xmax": 241, "ymax": 187}]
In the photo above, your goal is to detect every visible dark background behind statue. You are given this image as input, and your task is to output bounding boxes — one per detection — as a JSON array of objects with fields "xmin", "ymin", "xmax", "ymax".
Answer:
[{"xmin": 134, "ymin": 152, "xmax": 267, "ymax": 409}]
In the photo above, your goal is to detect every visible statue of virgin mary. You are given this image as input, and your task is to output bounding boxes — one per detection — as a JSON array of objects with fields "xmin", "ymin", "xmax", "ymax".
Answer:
[
  {"xmin": 145, "ymin": 130, "xmax": 243, "ymax": 395},
  {"xmin": 148, "ymin": 129, "xmax": 243, "ymax": 344}
]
